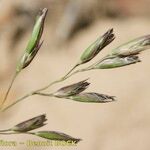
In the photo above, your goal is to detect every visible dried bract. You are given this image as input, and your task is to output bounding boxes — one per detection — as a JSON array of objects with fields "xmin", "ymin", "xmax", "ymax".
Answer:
[
  {"xmin": 53, "ymin": 79, "xmax": 90, "ymax": 98},
  {"xmin": 11, "ymin": 114, "xmax": 47, "ymax": 132}
]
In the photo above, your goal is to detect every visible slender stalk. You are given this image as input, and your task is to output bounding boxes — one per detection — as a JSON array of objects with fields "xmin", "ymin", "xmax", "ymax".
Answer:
[
  {"xmin": 2, "ymin": 91, "xmax": 36, "ymax": 112},
  {"xmin": 34, "ymin": 92, "xmax": 54, "ymax": 97},
  {"xmin": 25, "ymin": 132, "xmax": 35, "ymax": 135},
  {"xmin": 63, "ymin": 64, "xmax": 79, "ymax": 78},
  {"xmin": 36, "ymin": 93, "xmax": 55, "ymax": 98},
  {"xmin": 0, "ymin": 131, "xmax": 34, "ymax": 135},
  {"xmin": 34, "ymin": 64, "xmax": 79, "ymax": 92},
  {"xmin": 66, "ymin": 67, "xmax": 92, "ymax": 79},
  {"xmin": 33, "ymin": 78, "xmax": 65, "ymax": 93},
  {"xmin": 0, "ymin": 132, "xmax": 19, "ymax": 135},
  {"xmin": 0, "ymin": 129, "xmax": 11, "ymax": 132},
  {"xmin": 1, "ymin": 72, "xmax": 19, "ymax": 109},
  {"xmin": 2, "ymin": 64, "xmax": 79, "ymax": 112}
]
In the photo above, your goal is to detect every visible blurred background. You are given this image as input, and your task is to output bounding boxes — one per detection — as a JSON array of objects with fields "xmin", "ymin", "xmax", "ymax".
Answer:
[{"xmin": 0, "ymin": 0, "xmax": 150, "ymax": 149}]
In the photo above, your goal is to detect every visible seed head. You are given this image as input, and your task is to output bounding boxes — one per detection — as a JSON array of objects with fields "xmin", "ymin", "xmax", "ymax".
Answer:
[
  {"xmin": 92, "ymin": 55, "xmax": 141, "ymax": 69},
  {"xmin": 35, "ymin": 131, "xmax": 81, "ymax": 143},
  {"xmin": 11, "ymin": 114, "xmax": 47, "ymax": 132},
  {"xmin": 16, "ymin": 8, "xmax": 48, "ymax": 72},
  {"xmin": 53, "ymin": 79, "xmax": 90, "ymax": 98},
  {"xmin": 111, "ymin": 35, "xmax": 150, "ymax": 56},
  {"xmin": 78, "ymin": 28, "xmax": 115, "ymax": 65},
  {"xmin": 68, "ymin": 92, "xmax": 116, "ymax": 103}
]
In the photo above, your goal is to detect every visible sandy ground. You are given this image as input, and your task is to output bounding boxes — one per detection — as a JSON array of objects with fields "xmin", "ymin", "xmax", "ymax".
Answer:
[{"xmin": 0, "ymin": 18, "xmax": 150, "ymax": 150}]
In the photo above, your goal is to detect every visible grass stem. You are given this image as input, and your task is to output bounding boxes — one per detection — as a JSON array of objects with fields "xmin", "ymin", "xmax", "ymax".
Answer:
[
  {"xmin": 0, "ymin": 72, "xmax": 19, "ymax": 110},
  {"xmin": 2, "ymin": 61, "xmax": 97, "ymax": 112}
]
